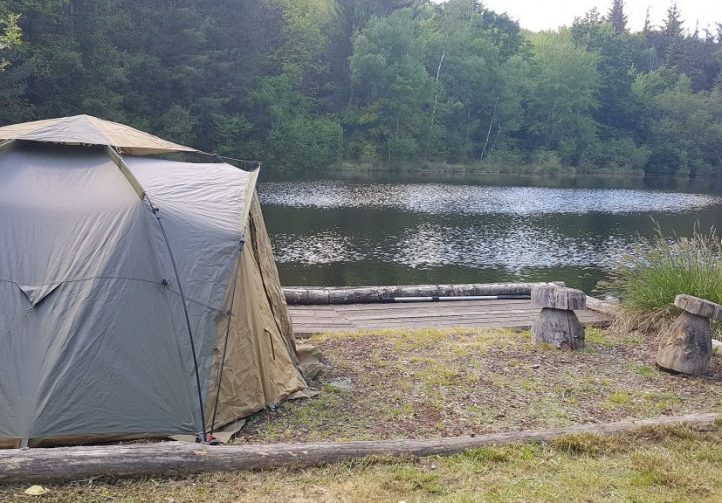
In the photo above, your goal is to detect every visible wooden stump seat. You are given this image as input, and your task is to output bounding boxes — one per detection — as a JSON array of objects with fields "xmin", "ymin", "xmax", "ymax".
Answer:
[
  {"xmin": 531, "ymin": 285, "xmax": 586, "ymax": 350},
  {"xmin": 656, "ymin": 294, "xmax": 721, "ymax": 375}
]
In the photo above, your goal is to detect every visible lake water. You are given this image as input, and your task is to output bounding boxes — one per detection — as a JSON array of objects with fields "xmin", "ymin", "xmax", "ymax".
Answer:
[{"xmin": 258, "ymin": 172, "xmax": 722, "ymax": 294}]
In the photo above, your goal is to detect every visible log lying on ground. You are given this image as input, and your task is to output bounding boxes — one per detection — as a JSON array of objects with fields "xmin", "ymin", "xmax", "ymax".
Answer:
[
  {"xmin": 284, "ymin": 282, "xmax": 565, "ymax": 305},
  {"xmin": 585, "ymin": 296, "xmax": 618, "ymax": 317},
  {"xmin": 0, "ymin": 413, "xmax": 717, "ymax": 484}
]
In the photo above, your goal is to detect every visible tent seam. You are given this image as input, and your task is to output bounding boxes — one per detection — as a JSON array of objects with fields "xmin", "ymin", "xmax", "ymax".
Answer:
[{"xmin": 0, "ymin": 277, "xmax": 224, "ymax": 314}]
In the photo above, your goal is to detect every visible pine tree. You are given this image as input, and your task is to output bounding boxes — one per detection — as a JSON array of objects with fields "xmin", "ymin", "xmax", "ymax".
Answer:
[
  {"xmin": 663, "ymin": 2, "xmax": 684, "ymax": 38},
  {"xmin": 606, "ymin": 0, "xmax": 627, "ymax": 33},
  {"xmin": 642, "ymin": 7, "xmax": 652, "ymax": 35}
]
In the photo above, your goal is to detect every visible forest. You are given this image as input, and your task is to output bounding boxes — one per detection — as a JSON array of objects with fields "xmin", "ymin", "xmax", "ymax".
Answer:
[{"xmin": 1, "ymin": 0, "xmax": 722, "ymax": 176}]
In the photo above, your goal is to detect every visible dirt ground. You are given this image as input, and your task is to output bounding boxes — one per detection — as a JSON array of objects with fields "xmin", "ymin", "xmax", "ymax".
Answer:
[
  {"xmin": 238, "ymin": 327, "xmax": 722, "ymax": 443},
  {"xmin": 4, "ymin": 327, "xmax": 722, "ymax": 502}
]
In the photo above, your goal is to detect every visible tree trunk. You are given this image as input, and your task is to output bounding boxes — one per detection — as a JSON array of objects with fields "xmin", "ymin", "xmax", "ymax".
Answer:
[
  {"xmin": 284, "ymin": 282, "xmax": 565, "ymax": 305},
  {"xmin": 532, "ymin": 308, "xmax": 585, "ymax": 350},
  {"xmin": 465, "ymin": 107, "xmax": 471, "ymax": 158},
  {"xmin": 490, "ymin": 122, "xmax": 501, "ymax": 153},
  {"xmin": 480, "ymin": 98, "xmax": 499, "ymax": 161},
  {"xmin": 0, "ymin": 413, "xmax": 716, "ymax": 484},
  {"xmin": 425, "ymin": 50, "xmax": 446, "ymax": 160}
]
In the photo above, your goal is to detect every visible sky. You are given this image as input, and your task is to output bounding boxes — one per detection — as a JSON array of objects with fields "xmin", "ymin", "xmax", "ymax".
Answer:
[{"xmin": 449, "ymin": 1, "xmax": 722, "ymax": 34}]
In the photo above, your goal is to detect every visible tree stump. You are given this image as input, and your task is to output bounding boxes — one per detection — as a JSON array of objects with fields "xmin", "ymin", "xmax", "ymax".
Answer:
[
  {"xmin": 656, "ymin": 294, "xmax": 721, "ymax": 375},
  {"xmin": 531, "ymin": 285, "xmax": 586, "ymax": 350}
]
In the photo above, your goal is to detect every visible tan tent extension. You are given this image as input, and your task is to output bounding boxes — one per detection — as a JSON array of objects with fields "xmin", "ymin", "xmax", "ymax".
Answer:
[{"xmin": 0, "ymin": 115, "xmax": 308, "ymax": 448}]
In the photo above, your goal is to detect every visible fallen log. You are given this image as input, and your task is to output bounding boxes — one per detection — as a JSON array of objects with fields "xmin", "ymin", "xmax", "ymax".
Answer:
[
  {"xmin": 284, "ymin": 282, "xmax": 564, "ymax": 305},
  {"xmin": 0, "ymin": 412, "xmax": 717, "ymax": 484},
  {"xmin": 585, "ymin": 296, "xmax": 618, "ymax": 317}
]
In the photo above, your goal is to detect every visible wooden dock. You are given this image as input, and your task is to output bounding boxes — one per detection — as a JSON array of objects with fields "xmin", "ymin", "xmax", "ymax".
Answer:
[{"xmin": 289, "ymin": 298, "xmax": 610, "ymax": 336}]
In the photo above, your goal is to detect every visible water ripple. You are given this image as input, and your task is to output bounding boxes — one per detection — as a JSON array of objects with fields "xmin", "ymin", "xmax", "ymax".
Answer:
[
  {"xmin": 259, "ymin": 181, "xmax": 719, "ymax": 216},
  {"xmin": 272, "ymin": 221, "xmax": 636, "ymax": 272},
  {"xmin": 272, "ymin": 230, "xmax": 366, "ymax": 265},
  {"xmin": 387, "ymin": 222, "xmax": 633, "ymax": 272}
]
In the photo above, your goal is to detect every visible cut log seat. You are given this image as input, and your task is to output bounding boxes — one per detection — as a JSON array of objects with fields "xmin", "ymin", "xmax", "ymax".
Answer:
[
  {"xmin": 656, "ymin": 294, "xmax": 721, "ymax": 375},
  {"xmin": 531, "ymin": 285, "xmax": 586, "ymax": 350}
]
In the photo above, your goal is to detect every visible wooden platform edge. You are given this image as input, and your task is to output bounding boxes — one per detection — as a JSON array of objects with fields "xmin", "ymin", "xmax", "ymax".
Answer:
[
  {"xmin": 0, "ymin": 413, "xmax": 717, "ymax": 484},
  {"xmin": 292, "ymin": 316, "xmax": 610, "ymax": 337}
]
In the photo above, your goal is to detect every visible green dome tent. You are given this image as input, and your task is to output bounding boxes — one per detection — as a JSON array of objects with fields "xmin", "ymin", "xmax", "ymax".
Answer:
[{"xmin": 0, "ymin": 115, "xmax": 308, "ymax": 448}]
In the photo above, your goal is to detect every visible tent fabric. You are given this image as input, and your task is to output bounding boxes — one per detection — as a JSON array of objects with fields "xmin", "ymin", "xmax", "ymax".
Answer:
[
  {"xmin": 205, "ymin": 195, "xmax": 308, "ymax": 427},
  {"xmin": 0, "ymin": 115, "xmax": 196, "ymax": 155},
  {"xmin": 0, "ymin": 124, "xmax": 307, "ymax": 447}
]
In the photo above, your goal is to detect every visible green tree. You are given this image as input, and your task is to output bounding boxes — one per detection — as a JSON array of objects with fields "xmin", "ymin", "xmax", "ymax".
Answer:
[
  {"xmin": 348, "ymin": 9, "xmax": 434, "ymax": 162},
  {"xmin": 633, "ymin": 70, "xmax": 722, "ymax": 176},
  {"xmin": 255, "ymin": 0, "xmax": 343, "ymax": 170},
  {"xmin": 420, "ymin": 0, "xmax": 524, "ymax": 162},
  {"xmin": 0, "ymin": 13, "xmax": 21, "ymax": 70},
  {"xmin": 1, "ymin": 0, "xmax": 722, "ymax": 176},
  {"xmin": 663, "ymin": 3, "xmax": 684, "ymax": 38},
  {"xmin": 572, "ymin": 10, "xmax": 635, "ymax": 130},
  {"xmin": 665, "ymin": 32, "xmax": 721, "ymax": 91},
  {"xmin": 606, "ymin": 0, "xmax": 627, "ymax": 33},
  {"xmin": 522, "ymin": 30, "xmax": 601, "ymax": 165},
  {"xmin": 255, "ymin": 66, "xmax": 343, "ymax": 171}
]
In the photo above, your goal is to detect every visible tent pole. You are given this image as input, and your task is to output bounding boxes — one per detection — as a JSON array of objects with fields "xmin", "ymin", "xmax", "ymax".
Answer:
[
  {"xmin": 105, "ymin": 146, "xmax": 145, "ymax": 199},
  {"xmin": 147, "ymin": 197, "xmax": 209, "ymax": 443},
  {"xmin": 108, "ymin": 147, "xmax": 208, "ymax": 442},
  {"xmin": 0, "ymin": 140, "xmax": 16, "ymax": 156},
  {"xmin": 209, "ymin": 240, "xmax": 244, "ymax": 435}
]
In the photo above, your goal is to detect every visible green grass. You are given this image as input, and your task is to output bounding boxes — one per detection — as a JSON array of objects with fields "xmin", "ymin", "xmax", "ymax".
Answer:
[
  {"xmin": 6, "ymin": 423, "xmax": 722, "ymax": 502},
  {"xmin": 239, "ymin": 328, "xmax": 722, "ymax": 443},
  {"xmin": 237, "ymin": 327, "xmax": 722, "ymax": 444},
  {"xmin": 4, "ymin": 326, "xmax": 722, "ymax": 502},
  {"xmin": 603, "ymin": 224, "xmax": 722, "ymax": 331},
  {"xmin": 634, "ymin": 365, "xmax": 658, "ymax": 380},
  {"xmin": 605, "ymin": 391, "xmax": 633, "ymax": 406}
]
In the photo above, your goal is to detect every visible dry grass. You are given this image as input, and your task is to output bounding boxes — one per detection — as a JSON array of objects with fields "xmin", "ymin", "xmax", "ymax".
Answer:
[
  {"xmin": 4, "ymin": 423, "xmax": 722, "ymax": 502},
  {"xmin": 4, "ymin": 327, "xmax": 722, "ymax": 502},
  {"xmin": 239, "ymin": 327, "xmax": 722, "ymax": 443}
]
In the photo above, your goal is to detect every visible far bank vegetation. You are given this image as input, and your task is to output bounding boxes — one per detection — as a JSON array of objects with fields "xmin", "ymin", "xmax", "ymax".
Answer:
[{"xmin": 1, "ymin": 1, "xmax": 722, "ymax": 176}]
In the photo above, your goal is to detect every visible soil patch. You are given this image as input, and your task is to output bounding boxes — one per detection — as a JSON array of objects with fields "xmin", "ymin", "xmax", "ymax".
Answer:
[{"xmin": 239, "ymin": 327, "xmax": 722, "ymax": 443}]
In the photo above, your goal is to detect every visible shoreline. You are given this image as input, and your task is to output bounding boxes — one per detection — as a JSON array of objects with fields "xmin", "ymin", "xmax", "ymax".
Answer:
[{"xmin": 264, "ymin": 162, "xmax": 722, "ymax": 183}]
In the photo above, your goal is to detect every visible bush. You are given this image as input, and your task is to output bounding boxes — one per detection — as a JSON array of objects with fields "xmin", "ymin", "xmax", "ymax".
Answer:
[
  {"xmin": 603, "ymin": 225, "xmax": 722, "ymax": 331},
  {"xmin": 268, "ymin": 115, "xmax": 343, "ymax": 171},
  {"xmin": 481, "ymin": 142, "xmax": 527, "ymax": 168},
  {"xmin": 579, "ymin": 137, "xmax": 650, "ymax": 174},
  {"xmin": 533, "ymin": 149, "xmax": 563, "ymax": 172}
]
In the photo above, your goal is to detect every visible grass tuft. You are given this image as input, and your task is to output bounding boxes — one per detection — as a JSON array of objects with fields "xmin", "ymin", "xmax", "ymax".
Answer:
[
  {"xmin": 382, "ymin": 466, "xmax": 445, "ymax": 495},
  {"xmin": 551, "ymin": 433, "xmax": 619, "ymax": 456},
  {"xmin": 461, "ymin": 446, "xmax": 511, "ymax": 463},
  {"xmin": 603, "ymin": 224, "xmax": 722, "ymax": 333},
  {"xmin": 634, "ymin": 365, "xmax": 657, "ymax": 379}
]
